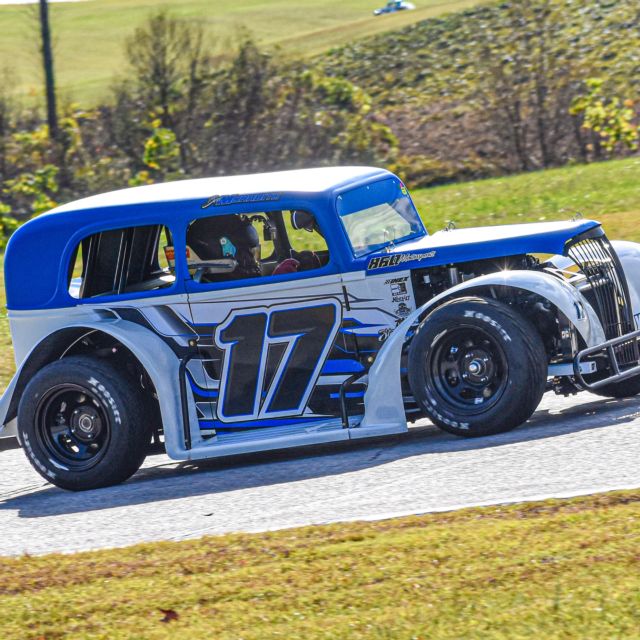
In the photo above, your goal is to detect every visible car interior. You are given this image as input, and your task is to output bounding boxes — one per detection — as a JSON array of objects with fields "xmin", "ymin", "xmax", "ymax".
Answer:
[{"xmin": 68, "ymin": 210, "xmax": 331, "ymax": 298}]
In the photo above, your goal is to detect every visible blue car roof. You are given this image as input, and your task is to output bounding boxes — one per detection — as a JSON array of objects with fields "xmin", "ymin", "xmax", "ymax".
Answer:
[
  {"xmin": 47, "ymin": 167, "xmax": 388, "ymax": 217},
  {"xmin": 4, "ymin": 167, "xmax": 389, "ymax": 310}
]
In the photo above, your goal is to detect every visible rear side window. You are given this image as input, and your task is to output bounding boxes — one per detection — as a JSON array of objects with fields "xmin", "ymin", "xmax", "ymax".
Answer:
[{"xmin": 68, "ymin": 225, "xmax": 175, "ymax": 299}]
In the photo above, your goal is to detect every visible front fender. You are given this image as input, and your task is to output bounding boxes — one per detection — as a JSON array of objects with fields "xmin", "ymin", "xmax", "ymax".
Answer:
[
  {"xmin": 612, "ymin": 240, "xmax": 640, "ymax": 324},
  {"xmin": 360, "ymin": 269, "xmax": 606, "ymax": 430},
  {"xmin": 0, "ymin": 319, "xmax": 195, "ymax": 459}
]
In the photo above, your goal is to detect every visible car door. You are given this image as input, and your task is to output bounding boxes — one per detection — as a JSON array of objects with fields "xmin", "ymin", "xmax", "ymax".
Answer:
[{"xmin": 183, "ymin": 208, "xmax": 352, "ymax": 436}]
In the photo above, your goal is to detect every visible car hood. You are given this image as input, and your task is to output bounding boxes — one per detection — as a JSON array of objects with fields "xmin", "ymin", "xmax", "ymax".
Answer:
[{"xmin": 363, "ymin": 219, "xmax": 600, "ymax": 273}]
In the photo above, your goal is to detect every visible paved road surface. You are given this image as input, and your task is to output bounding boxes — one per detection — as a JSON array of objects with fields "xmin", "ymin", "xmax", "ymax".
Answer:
[{"xmin": 1, "ymin": 392, "xmax": 639, "ymax": 556}]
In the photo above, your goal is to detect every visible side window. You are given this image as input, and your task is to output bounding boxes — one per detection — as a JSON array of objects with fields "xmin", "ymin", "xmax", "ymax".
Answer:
[
  {"xmin": 157, "ymin": 226, "xmax": 173, "ymax": 271},
  {"xmin": 280, "ymin": 210, "xmax": 330, "ymax": 275},
  {"xmin": 68, "ymin": 225, "xmax": 175, "ymax": 299},
  {"xmin": 186, "ymin": 214, "xmax": 263, "ymax": 284},
  {"xmin": 186, "ymin": 211, "xmax": 329, "ymax": 285},
  {"xmin": 68, "ymin": 242, "xmax": 85, "ymax": 298}
]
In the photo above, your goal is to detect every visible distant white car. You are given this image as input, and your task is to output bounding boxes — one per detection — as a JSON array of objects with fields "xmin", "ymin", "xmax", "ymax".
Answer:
[{"xmin": 374, "ymin": 0, "xmax": 415, "ymax": 16}]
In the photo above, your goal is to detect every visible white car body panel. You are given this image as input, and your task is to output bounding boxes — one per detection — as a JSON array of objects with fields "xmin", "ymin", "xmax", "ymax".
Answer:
[{"xmin": 2, "ymin": 259, "xmax": 631, "ymax": 457}]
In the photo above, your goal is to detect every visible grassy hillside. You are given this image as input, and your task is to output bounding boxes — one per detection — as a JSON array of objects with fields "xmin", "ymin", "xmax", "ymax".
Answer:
[
  {"xmin": 1, "ymin": 490, "xmax": 640, "ymax": 638},
  {"xmin": 0, "ymin": 0, "xmax": 482, "ymax": 105},
  {"xmin": 0, "ymin": 157, "xmax": 638, "ymax": 392},
  {"xmin": 322, "ymin": 0, "xmax": 640, "ymax": 102},
  {"xmin": 412, "ymin": 157, "xmax": 640, "ymax": 239}
]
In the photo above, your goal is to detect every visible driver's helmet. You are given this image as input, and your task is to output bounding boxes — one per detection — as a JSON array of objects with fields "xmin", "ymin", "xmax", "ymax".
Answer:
[{"xmin": 188, "ymin": 215, "xmax": 261, "ymax": 278}]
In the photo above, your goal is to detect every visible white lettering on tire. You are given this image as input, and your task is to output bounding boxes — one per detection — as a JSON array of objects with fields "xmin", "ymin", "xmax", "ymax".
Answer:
[
  {"xmin": 88, "ymin": 377, "xmax": 122, "ymax": 424},
  {"xmin": 22, "ymin": 433, "xmax": 56, "ymax": 479},
  {"xmin": 463, "ymin": 310, "xmax": 512, "ymax": 342}
]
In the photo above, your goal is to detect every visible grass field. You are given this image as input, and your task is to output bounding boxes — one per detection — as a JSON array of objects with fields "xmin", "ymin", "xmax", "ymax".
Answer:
[
  {"xmin": 1, "ymin": 489, "xmax": 639, "ymax": 638},
  {"xmin": 0, "ymin": 157, "xmax": 638, "ymax": 392},
  {"xmin": 413, "ymin": 157, "xmax": 640, "ymax": 240},
  {"xmin": 0, "ymin": 0, "xmax": 481, "ymax": 105}
]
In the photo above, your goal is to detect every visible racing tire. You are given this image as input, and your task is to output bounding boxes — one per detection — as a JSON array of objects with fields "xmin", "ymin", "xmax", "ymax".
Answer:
[
  {"xmin": 589, "ymin": 375, "xmax": 640, "ymax": 399},
  {"xmin": 408, "ymin": 297, "xmax": 547, "ymax": 437},
  {"xmin": 18, "ymin": 355, "xmax": 150, "ymax": 491}
]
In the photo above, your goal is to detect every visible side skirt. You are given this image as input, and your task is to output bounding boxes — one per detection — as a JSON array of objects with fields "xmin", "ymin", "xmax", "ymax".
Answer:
[{"xmin": 182, "ymin": 419, "xmax": 409, "ymax": 461}]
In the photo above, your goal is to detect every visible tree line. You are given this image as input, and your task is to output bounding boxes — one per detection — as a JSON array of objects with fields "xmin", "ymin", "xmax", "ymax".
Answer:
[
  {"xmin": 324, "ymin": 0, "xmax": 640, "ymax": 187},
  {"xmin": 0, "ymin": 3, "xmax": 638, "ymax": 245},
  {"xmin": 0, "ymin": 13, "xmax": 395, "ymax": 242}
]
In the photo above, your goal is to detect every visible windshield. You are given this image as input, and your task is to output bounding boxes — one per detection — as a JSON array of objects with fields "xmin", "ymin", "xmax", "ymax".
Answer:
[{"xmin": 336, "ymin": 178, "xmax": 425, "ymax": 257}]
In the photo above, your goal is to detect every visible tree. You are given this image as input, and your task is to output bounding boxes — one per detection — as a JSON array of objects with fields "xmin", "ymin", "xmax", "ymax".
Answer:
[
  {"xmin": 38, "ymin": 0, "xmax": 58, "ymax": 141},
  {"xmin": 471, "ymin": 0, "xmax": 587, "ymax": 171},
  {"xmin": 122, "ymin": 11, "xmax": 209, "ymax": 173},
  {"xmin": 111, "ymin": 18, "xmax": 395, "ymax": 180},
  {"xmin": 570, "ymin": 79, "xmax": 639, "ymax": 155}
]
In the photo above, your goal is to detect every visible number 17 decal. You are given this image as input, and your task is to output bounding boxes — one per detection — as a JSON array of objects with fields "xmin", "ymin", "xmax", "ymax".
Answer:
[{"xmin": 214, "ymin": 299, "xmax": 342, "ymax": 423}]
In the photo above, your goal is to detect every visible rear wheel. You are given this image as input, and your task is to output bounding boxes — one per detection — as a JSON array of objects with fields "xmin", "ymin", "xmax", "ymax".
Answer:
[
  {"xmin": 18, "ymin": 355, "xmax": 150, "ymax": 491},
  {"xmin": 408, "ymin": 297, "xmax": 547, "ymax": 437}
]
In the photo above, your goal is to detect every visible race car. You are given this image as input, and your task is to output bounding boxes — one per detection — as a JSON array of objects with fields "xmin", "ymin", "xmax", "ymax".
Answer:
[
  {"xmin": 2, "ymin": 166, "xmax": 640, "ymax": 490},
  {"xmin": 374, "ymin": 1, "xmax": 415, "ymax": 16}
]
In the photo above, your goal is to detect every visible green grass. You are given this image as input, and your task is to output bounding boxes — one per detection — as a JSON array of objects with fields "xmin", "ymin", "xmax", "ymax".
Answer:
[
  {"xmin": 412, "ymin": 157, "xmax": 640, "ymax": 240},
  {"xmin": 1, "ymin": 490, "xmax": 640, "ymax": 638},
  {"xmin": 321, "ymin": 0, "xmax": 640, "ymax": 103},
  {"xmin": 0, "ymin": 157, "xmax": 639, "ymax": 393},
  {"xmin": 0, "ymin": 0, "xmax": 481, "ymax": 105}
]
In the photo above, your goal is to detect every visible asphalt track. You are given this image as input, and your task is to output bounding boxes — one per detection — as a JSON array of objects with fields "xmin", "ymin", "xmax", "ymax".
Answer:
[{"xmin": 1, "ymin": 391, "xmax": 639, "ymax": 556}]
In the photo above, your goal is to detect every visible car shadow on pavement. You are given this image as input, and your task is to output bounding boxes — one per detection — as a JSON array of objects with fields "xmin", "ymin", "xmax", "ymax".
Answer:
[{"xmin": 2, "ymin": 395, "xmax": 639, "ymax": 519}]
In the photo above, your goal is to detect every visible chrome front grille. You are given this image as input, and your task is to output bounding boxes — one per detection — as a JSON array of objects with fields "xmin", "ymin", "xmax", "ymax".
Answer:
[{"xmin": 566, "ymin": 229, "xmax": 638, "ymax": 367}]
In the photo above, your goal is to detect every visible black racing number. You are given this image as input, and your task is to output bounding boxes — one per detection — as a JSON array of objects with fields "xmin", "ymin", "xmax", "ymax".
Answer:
[
  {"xmin": 215, "ymin": 301, "xmax": 342, "ymax": 423},
  {"xmin": 216, "ymin": 312, "xmax": 267, "ymax": 418}
]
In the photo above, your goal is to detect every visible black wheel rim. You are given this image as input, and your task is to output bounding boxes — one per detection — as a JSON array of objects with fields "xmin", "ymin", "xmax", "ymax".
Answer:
[
  {"xmin": 426, "ymin": 325, "xmax": 509, "ymax": 415},
  {"xmin": 35, "ymin": 384, "xmax": 111, "ymax": 471}
]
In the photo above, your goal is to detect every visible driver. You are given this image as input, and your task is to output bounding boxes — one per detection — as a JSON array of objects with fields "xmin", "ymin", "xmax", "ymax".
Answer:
[{"xmin": 187, "ymin": 215, "xmax": 262, "ymax": 281}]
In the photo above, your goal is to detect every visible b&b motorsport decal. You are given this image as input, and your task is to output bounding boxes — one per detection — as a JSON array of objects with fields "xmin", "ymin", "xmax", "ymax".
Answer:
[{"xmin": 368, "ymin": 251, "xmax": 436, "ymax": 270}]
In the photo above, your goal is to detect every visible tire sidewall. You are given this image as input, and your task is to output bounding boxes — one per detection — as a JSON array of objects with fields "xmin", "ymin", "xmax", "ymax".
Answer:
[
  {"xmin": 408, "ymin": 297, "xmax": 546, "ymax": 437},
  {"xmin": 19, "ymin": 356, "xmax": 147, "ymax": 490}
]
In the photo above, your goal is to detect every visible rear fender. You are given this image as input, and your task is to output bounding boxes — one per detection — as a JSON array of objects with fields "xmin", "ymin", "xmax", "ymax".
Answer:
[
  {"xmin": 360, "ymin": 269, "xmax": 605, "ymax": 430},
  {"xmin": 0, "ymin": 319, "xmax": 193, "ymax": 459}
]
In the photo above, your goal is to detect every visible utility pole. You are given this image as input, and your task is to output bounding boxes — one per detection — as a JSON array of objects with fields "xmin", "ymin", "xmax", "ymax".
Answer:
[{"xmin": 39, "ymin": 0, "xmax": 58, "ymax": 141}]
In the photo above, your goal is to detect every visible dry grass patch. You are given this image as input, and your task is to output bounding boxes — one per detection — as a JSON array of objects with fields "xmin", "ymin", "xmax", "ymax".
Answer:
[{"xmin": 1, "ymin": 490, "xmax": 640, "ymax": 638}]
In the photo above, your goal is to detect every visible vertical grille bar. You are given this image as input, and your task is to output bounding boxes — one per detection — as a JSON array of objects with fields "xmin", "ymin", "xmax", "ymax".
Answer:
[{"xmin": 565, "ymin": 229, "xmax": 638, "ymax": 367}]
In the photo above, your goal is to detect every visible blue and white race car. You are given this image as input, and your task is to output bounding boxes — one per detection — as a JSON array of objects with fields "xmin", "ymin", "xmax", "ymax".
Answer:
[
  {"xmin": 374, "ymin": 1, "xmax": 415, "ymax": 16},
  {"xmin": 2, "ymin": 166, "xmax": 640, "ymax": 490}
]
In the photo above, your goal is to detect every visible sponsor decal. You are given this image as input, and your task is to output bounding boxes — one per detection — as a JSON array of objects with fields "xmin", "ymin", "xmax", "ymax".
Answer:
[
  {"xmin": 383, "ymin": 276, "xmax": 411, "ymax": 303},
  {"xmin": 395, "ymin": 302, "xmax": 411, "ymax": 319},
  {"xmin": 378, "ymin": 327, "xmax": 394, "ymax": 342},
  {"xmin": 368, "ymin": 251, "xmax": 436, "ymax": 270},
  {"xmin": 391, "ymin": 281, "xmax": 410, "ymax": 303},
  {"xmin": 202, "ymin": 193, "xmax": 281, "ymax": 209},
  {"xmin": 384, "ymin": 276, "xmax": 408, "ymax": 286}
]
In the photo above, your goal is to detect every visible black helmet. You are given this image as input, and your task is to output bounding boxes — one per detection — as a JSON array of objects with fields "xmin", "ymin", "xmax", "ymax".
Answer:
[
  {"xmin": 228, "ymin": 216, "xmax": 260, "ymax": 250},
  {"xmin": 189, "ymin": 215, "xmax": 258, "ymax": 258}
]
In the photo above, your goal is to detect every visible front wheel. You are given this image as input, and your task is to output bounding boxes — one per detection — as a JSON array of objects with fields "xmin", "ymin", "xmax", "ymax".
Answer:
[
  {"xmin": 18, "ymin": 355, "xmax": 150, "ymax": 491},
  {"xmin": 408, "ymin": 297, "xmax": 547, "ymax": 437}
]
